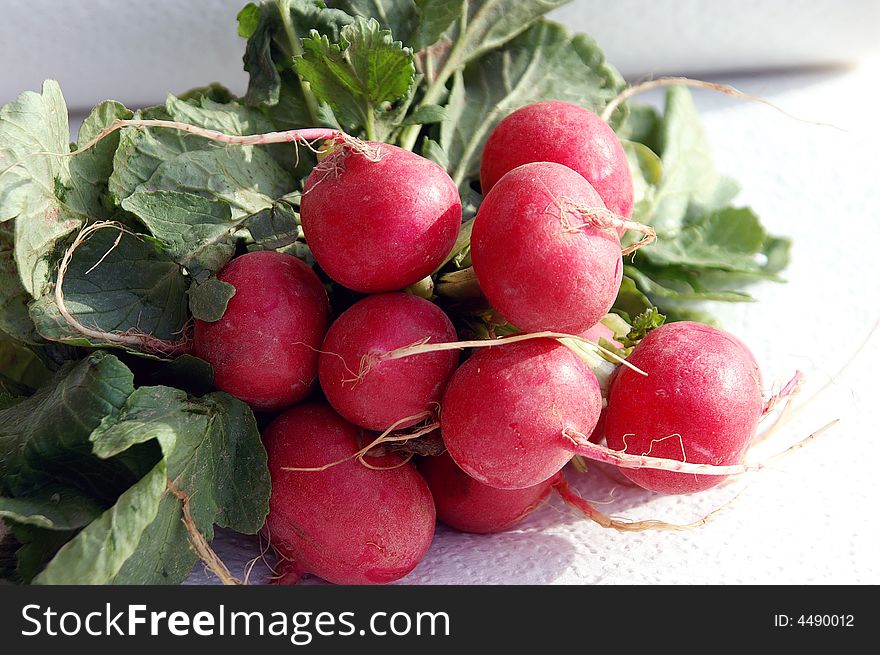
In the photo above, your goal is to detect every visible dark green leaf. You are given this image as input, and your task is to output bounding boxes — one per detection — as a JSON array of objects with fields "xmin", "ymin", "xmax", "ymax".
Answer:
[
  {"xmin": 28, "ymin": 228, "xmax": 188, "ymax": 348},
  {"xmin": 89, "ymin": 388, "xmax": 269, "ymax": 584},
  {"xmin": 0, "ymin": 352, "xmax": 136, "ymax": 499},
  {"xmin": 189, "ymin": 278, "xmax": 236, "ymax": 322},
  {"xmin": 335, "ymin": 0, "xmax": 462, "ymax": 50},
  {"xmin": 449, "ymin": 0, "xmax": 569, "ymax": 70},
  {"xmin": 618, "ymin": 308, "xmax": 666, "ymax": 349},
  {"xmin": 0, "ymin": 332, "xmax": 52, "ymax": 393},
  {"xmin": 420, "ymin": 137, "xmax": 448, "ymax": 169},
  {"xmin": 611, "ymin": 276, "xmax": 654, "ymax": 323},
  {"xmin": 241, "ymin": 0, "xmax": 354, "ymax": 108},
  {"xmin": 0, "ymin": 223, "xmax": 38, "ymax": 343},
  {"xmin": 32, "ymin": 460, "xmax": 167, "ymax": 584},
  {"xmin": 0, "ymin": 486, "xmax": 104, "ymax": 530}
]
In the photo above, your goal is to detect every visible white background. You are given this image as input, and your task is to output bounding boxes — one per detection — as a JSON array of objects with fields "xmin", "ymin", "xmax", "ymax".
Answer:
[{"xmin": 2, "ymin": 1, "xmax": 877, "ymax": 584}]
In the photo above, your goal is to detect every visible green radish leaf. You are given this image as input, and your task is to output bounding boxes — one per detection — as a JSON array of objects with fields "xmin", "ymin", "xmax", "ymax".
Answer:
[
  {"xmin": 611, "ymin": 276, "xmax": 654, "ymax": 324},
  {"xmin": 143, "ymin": 355, "xmax": 215, "ymax": 398},
  {"xmin": 28, "ymin": 228, "xmax": 188, "ymax": 350},
  {"xmin": 401, "ymin": 104, "xmax": 448, "ymax": 125},
  {"xmin": 420, "ymin": 137, "xmax": 448, "ymax": 169},
  {"xmin": 0, "ymin": 353, "xmax": 140, "ymax": 500},
  {"xmin": 189, "ymin": 277, "xmax": 236, "ymax": 322},
  {"xmin": 137, "ymin": 147, "xmax": 293, "ymax": 218},
  {"xmin": 66, "ymin": 100, "xmax": 133, "ymax": 217},
  {"xmin": 32, "ymin": 460, "xmax": 167, "ymax": 584},
  {"xmin": 0, "ymin": 81, "xmax": 83, "ymax": 296},
  {"xmin": 110, "ymin": 94, "xmax": 293, "ymax": 209},
  {"xmin": 240, "ymin": 0, "xmax": 354, "ymax": 108},
  {"xmin": 622, "ymin": 140, "xmax": 662, "ymax": 223},
  {"xmin": 446, "ymin": 0, "xmax": 569, "ymax": 71},
  {"xmin": 121, "ymin": 190, "xmax": 236, "ymax": 272},
  {"xmin": 619, "ymin": 87, "xmax": 791, "ymax": 317},
  {"xmin": 441, "ymin": 20, "xmax": 626, "ymax": 191},
  {"xmin": 0, "ymin": 486, "xmax": 104, "ymax": 531},
  {"xmin": 89, "ymin": 388, "xmax": 269, "ymax": 584},
  {"xmin": 296, "ymin": 17, "xmax": 416, "ymax": 137},
  {"xmin": 643, "ymin": 207, "xmax": 776, "ymax": 274},
  {"xmin": 8, "ymin": 524, "xmax": 77, "ymax": 583},
  {"xmin": 0, "ymin": 332, "xmax": 52, "ymax": 394},
  {"xmin": 336, "ymin": 0, "xmax": 463, "ymax": 50},
  {"xmin": 624, "ymin": 264, "xmax": 758, "ymax": 303},
  {"xmin": 649, "ymin": 85, "xmax": 721, "ymax": 235},
  {"xmin": 0, "ymin": 223, "xmax": 38, "ymax": 343},
  {"xmin": 244, "ymin": 193, "xmax": 309, "ymax": 255}
]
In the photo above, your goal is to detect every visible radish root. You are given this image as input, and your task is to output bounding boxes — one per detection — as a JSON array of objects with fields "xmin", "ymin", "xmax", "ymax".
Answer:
[
  {"xmin": 167, "ymin": 482, "xmax": 242, "ymax": 585},
  {"xmin": 553, "ymin": 475, "xmax": 735, "ymax": 532},
  {"xmin": 555, "ymin": 197, "xmax": 656, "ymax": 255},
  {"xmin": 282, "ymin": 412, "xmax": 438, "ymax": 473},
  {"xmin": 600, "ymin": 76, "xmax": 842, "ymax": 128},
  {"xmin": 63, "ymin": 118, "xmax": 379, "ymax": 161},
  {"xmin": 377, "ymin": 331, "xmax": 647, "ymax": 375},
  {"xmin": 562, "ymin": 419, "xmax": 837, "ymax": 476}
]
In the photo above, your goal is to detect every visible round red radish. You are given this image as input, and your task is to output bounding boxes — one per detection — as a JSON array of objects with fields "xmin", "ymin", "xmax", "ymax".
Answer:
[
  {"xmin": 300, "ymin": 143, "xmax": 462, "ymax": 293},
  {"xmin": 420, "ymin": 452, "xmax": 558, "ymax": 534},
  {"xmin": 319, "ymin": 293, "xmax": 458, "ymax": 431},
  {"xmin": 480, "ymin": 100, "xmax": 634, "ymax": 217},
  {"xmin": 440, "ymin": 339, "xmax": 602, "ymax": 489},
  {"xmin": 264, "ymin": 404, "xmax": 436, "ymax": 585},
  {"xmin": 193, "ymin": 251, "xmax": 328, "ymax": 411},
  {"xmin": 604, "ymin": 322, "xmax": 764, "ymax": 494},
  {"xmin": 471, "ymin": 161, "xmax": 623, "ymax": 334}
]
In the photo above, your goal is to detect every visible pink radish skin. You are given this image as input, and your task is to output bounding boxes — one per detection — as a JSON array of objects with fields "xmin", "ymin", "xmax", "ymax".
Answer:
[
  {"xmin": 604, "ymin": 322, "xmax": 764, "ymax": 494},
  {"xmin": 480, "ymin": 100, "xmax": 634, "ymax": 218},
  {"xmin": 581, "ymin": 321, "xmax": 624, "ymax": 350},
  {"xmin": 318, "ymin": 293, "xmax": 459, "ymax": 431},
  {"xmin": 300, "ymin": 143, "xmax": 462, "ymax": 293},
  {"xmin": 440, "ymin": 339, "xmax": 602, "ymax": 490},
  {"xmin": 264, "ymin": 404, "xmax": 436, "ymax": 585},
  {"xmin": 471, "ymin": 161, "xmax": 623, "ymax": 334},
  {"xmin": 193, "ymin": 251, "xmax": 328, "ymax": 411},
  {"xmin": 420, "ymin": 452, "xmax": 559, "ymax": 534}
]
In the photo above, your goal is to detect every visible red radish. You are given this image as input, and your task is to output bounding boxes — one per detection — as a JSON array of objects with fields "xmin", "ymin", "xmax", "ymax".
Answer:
[
  {"xmin": 300, "ymin": 143, "xmax": 462, "ymax": 293},
  {"xmin": 440, "ymin": 338, "xmax": 602, "ymax": 489},
  {"xmin": 471, "ymin": 162, "xmax": 623, "ymax": 334},
  {"xmin": 193, "ymin": 251, "xmax": 328, "ymax": 411},
  {"xmin": 319, "ymin": 293, "xmax": 458, "ymax": 431},
  {"xmin": 480, "ymin": 100, "xmax": 634, "ymax": 218},
  {"xmin": 604, "ymin": 322, "xmax": 764, "ymax": 494},
  {"xmin": 264, "ymin": 404, "xmax": 436, "ymax": 585},
  {"xmin": 420, "ymin": 452, "xmax": 558, "ymax": 534}
]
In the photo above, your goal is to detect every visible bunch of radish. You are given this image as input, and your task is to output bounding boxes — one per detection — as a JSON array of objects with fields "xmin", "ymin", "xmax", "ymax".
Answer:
[{"xmin": 188, "ymin": 100, "xmax": 785, "ymax": 585}]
